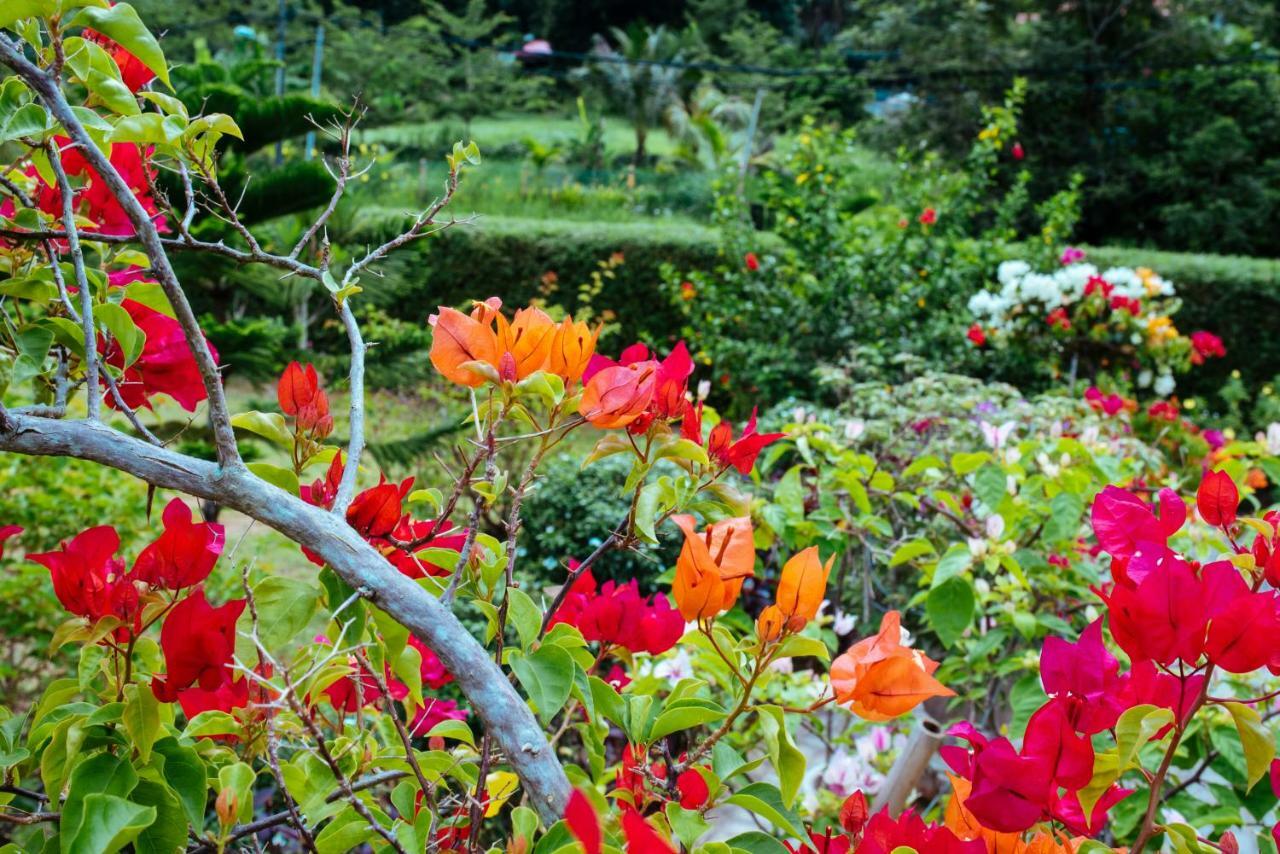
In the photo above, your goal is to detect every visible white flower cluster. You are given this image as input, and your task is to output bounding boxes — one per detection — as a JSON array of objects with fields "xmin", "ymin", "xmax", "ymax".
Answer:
[{"xmin": 967, "ymin": 260, "xmax": 1175, "ymax": 329}]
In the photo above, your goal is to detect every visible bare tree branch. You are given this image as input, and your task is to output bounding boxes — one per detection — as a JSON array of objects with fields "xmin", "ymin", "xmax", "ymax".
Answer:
[{"xmin": 46, "ymin": 138, "xmax": 100, "ymax": 419}]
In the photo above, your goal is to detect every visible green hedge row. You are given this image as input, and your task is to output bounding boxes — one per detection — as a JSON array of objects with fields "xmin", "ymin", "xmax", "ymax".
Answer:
[
  {"xmin": 348, "ymin": 211, "xmax": 1280, "ymax": 391},
  {"xmin": 346, "ymin": 213, "xmax": 783, "ymax": 347},
  {"xmin": 1084, "ymin": 245, "xmax": 1280, "ymax": 392}
]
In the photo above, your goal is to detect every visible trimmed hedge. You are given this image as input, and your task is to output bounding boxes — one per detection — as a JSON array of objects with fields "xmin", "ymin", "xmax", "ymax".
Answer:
[
  {"xmin": 1084, "ymin": 245, "xmax": 1280, "ymax": 393},
  {"xmin": 346, "ymin": 212, "xmax": 781, "ymax": 347}
]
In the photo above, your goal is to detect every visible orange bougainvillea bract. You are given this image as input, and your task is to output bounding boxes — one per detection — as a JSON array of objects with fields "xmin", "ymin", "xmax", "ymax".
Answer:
[
  {"xmin": 670, "ymin": 514, "xmax": 755, "ymax": 621},
  {"xmin": 829, "ymin": 610, "xmax": 954, "ymax": 721},
  {"xmin": 775, "ymin": 546, "xmax": 833, "ymax": 631}
]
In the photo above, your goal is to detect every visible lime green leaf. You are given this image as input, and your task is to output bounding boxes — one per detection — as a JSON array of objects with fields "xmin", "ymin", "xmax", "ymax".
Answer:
[
  {"xmin": 724, "ymin": 782, "xmax": 806, "ymax": 839},
  {"xmin": 121, "ymin": 683, "xmax": 160, "ymax": 763},
  {"xmin": 96, "ymin": 302, "xmax": 144, "ymax": 367},
  {"xmin": 130, "ymin": 779, "xmax": 186, "ymax": 854},
  {"xmin": 248, "ymin": 462, "xmax": 300, "ymax": 496},
  {"xmin": 756, "ymin": 705, "xmax": 805, "ymax": 807},
  {"xmin": 253, "ymin": 576, "xmax": 319, "ymax": 650},
  {"xmin": 67, "ymin": 794, "xmax": 155, "ymax": 854},
  {"xmin": 1224, "ymin": 701, "xmax": 1274, "ymax": 792},
  {"xmin": 648, "ymin": 698, "xmax": 726, "ymax": 742},
  {"xmin": 889, "ymin": 538, "xmax": 935, "ymax": 567},
  {"xmin": 151, "ymin": 737, "xmax": 206, "ymax": 827},
  {"xmin": 425, "ymin": 719, "xmax": 475, "ymax": 747},
  {"xmin": 232, "ymin": 410, "xmax": 294, "ymax": 447},
  {"xmin": 72, "ymin": 2, "xmax": 171, "ymax": 87}
]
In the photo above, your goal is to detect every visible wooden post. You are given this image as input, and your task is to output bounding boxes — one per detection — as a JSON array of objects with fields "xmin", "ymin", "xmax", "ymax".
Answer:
[{"xmin": 872, "ymin": 713, "xmax": 945, "ymax": 815}]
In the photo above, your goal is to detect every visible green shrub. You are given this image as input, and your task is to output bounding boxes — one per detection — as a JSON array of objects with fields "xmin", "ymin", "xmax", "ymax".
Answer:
[{"xmin": 341, "ymin": 213, "xmax": 779, "ymax": 350}]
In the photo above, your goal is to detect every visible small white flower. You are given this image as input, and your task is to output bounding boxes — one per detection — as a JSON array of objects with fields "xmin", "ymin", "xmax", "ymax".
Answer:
[
  {"xmin": 1267, "ymin": 423, "xmax": 1280, "ymax": 455},
  {"xmin": 967, "ymin": 537, "xmax": 988, "ymax": 558},
  {"xmin": 696, "ymin": 379, "xmax": 711, "ymax": 401},
  {"xmin": 1137, "ymin": 369, "xmax": 1153, "ymax": 389},
  {"xmin": 653, "ymin": 649, "xmax": 693, "ymax": 682},
  {"xmin": 844, "ymin": 419, "xmax": 866, "ymax": 441},
  {"xmin": 980, "ymin": 420, "xmax": 1016, "ymax": 449},
  {"xmin": 792, "ymin": 407, "xmax": 807, "ymax": 423},
  {"xmin": 1154, "ymin": 373, "xmax": 1176, "ymax": 397},
  {"xmin": 769, "ymin": 657, "xmax": 794, "ymax": 674},
  {"xmin": 985, "ymin": 514, "xmax": 1005, "ymax": 540},
  {"xmin": 832, "ymin": 610, "xmax": 856, "ymax": 635}
]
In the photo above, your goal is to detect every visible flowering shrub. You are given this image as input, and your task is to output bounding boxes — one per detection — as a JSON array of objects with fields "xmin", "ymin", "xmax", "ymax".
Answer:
[
  {"xmin": 2, "ymin": 7, "xmax": 1280, "ymax": 854},
  {"xmin": 967, "ymin": 251, "xmax": 1226, "ymax": 399}
]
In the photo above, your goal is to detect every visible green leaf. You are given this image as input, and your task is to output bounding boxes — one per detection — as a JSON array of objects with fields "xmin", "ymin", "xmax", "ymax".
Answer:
[
  {"xmin": 64, "ymin": 37, "xmax": 140, "ymax": 116},
  {"xmin": 951, "ymin": 451, "xmax": 990, "ymax": 475},
  {"xmin": 1224, "ymin": 701, "xmax": 1274, "ymax": 792},
  {"xmin": 973, "ymin": 463, "xmax": 1007, "ymax": 509},
  {"xmin": 665, "ymin": 802, "xmax": 710, "ymax": 849},
  {"xmin": 508, "ymin": 644, "xmax": 574, "ymax": 725},
  {"xmin": 773, "ymin": 633, "xmax": 829, "ymax": 662},
  {"xmin": 725, "ymin": 832, "xmax": 791, "ymax": 854},
  {"xmin": 61, "ymin": 751, "xmax": 140, "ymax": 854},
  {"xmin": 889, "ymin": 538, "xmax": 935, "ymax": 567},
  {"xmin": 232, "ymin": 410, "xmax": 295, "ymax": 447},
  {"xmin": 931, "ymin": 543, "xmax": 971, "ymax": 588},
  {"xmin": 425, "ymin": 718, "xmax": 475, "ymax": 747},
  {"xmin": 96, "ymin": 302, "xmax": 144, "ymax": 367},
  {"xmin": 647, "ymin": 698, "xmax": 726, "ymax": 742},
  {"xmin": 506, "ymin": 587, "xmax": 541, "ymax": 651},
  {"xmin": 926, "ymin": 576, "xmax": 974, "ymax": 647},
  {"xmin": 1043, "ymin": 491, "xmax": 1085, "ymax": 544},
  {"xmin": 130, "ymin": 779, "xmax": 187, "ymax": 854},
  {"xmin": 151, "ymin": 737, "xmax": 206, "ymax": 827},
  {"xmin": 0, "ymin": 1, "xmax": 57, "ymax": 32},
  {"xmin": 252, "ymin": 576, "xmax": 318, "ymax": 650},
  {"xmin": 73, "ymin": 2, "xmax": 171, "ymax": 87},
  {"xmin": 756, "ymin": 706, "xmax": 805, "ymax": 807},
  {"xmin": 724, "ymin": 782, "xmax": 807, "ymax": 839},
  {"xmin": 67, "ymin": 794, "xmax": 155, "ymax": 854},
  {"xmin": 121, "ymin": 683, "xmax": 160, "ymax": 763},
  {"xmin": 248, "ymin": 461, "xmax": 300, "ymax": 496}
]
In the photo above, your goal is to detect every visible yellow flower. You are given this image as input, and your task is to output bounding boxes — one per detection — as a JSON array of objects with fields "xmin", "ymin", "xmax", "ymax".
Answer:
[{"xmin": 796, "ymin": 172, "xmax": 810, "ymax": 185}]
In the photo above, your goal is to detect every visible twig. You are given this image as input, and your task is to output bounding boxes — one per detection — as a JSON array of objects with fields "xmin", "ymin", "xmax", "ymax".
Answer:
[{"xmin": 46, "ymin": 138, "xmax": 100, "ymax": 419}]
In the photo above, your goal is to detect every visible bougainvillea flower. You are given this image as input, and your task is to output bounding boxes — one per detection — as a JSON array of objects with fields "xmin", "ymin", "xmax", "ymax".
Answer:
[
  {"xmin": 131, "ymin": 498, "xmax": 225, "ymax": 590},
  {"xmin": 378, "ymin": 517, "xmax": 466, "ymax": 579},
  {"xmin": 966, "ymin": 323, "xmax": 986, "ymax": 347},
  {"xmin": 323, "ymin": 662, "xmax": 387, "ymax": 713},
  {"xmin": 1196, "ymin": 469, "xmax": 1238, "ymax": 527},
  {"xmin": 428, "ymin": 305, "xmax": 499, "ymax": 387},
  {"xmin": 855, "ymin": 807, "xmax": 982, "ymax": 854},
  {"xmin": 1060, "ymin": 247, "xmax": 1085, "ymax": 265},
  {"xmin": 580, "ymin": 362, "xmax": 658, "ymax": 429},
  {"xmin": 620, "ymin": 804, "xmax": 677, "ymax": 853},
  {"xmin": 171, "ymin": 669, "xmax": 250, "ymax": 720},
  {"xmin": 566, "ymin": 574, "xmax": 685, "ymax": 656},
  {"xmin": 565, "ymin": 789, "xmax": 602, "ymax": 854},
  {"xmin": 0, "ymin": 525, "xmax": 22, "ymax": 561},
  {"xmin": 1189, "ymin": 330, "xmax": 1226, "ymax": 365},
  {"xmin": 408, "ymin": 697, "xmax": 468, "ymax": 736},
  {"xmin": 495, "ymin": 306, "xmax": 557, "ymax": 381},
  {"xmin": 1204, "ymin": 588, "xmax": 1280, "ymax": 673},
  {"xmin": 547, "ymin": 317, "xmax": 601, "ymax": 383},
  {"xmin": 675, "ymin": 768, "xmax": 710, "ymax": 810},
  {"xmin": 582, "ymin": 341, "xmax": 693, "ymax": 432},
  {"xmin": 829, "ymin": 611, "xmax": 953, "ymax": 721},
  {"xmin": 347, "ymin": 481, "xmax": 406, "ymax": 539},
  {"xmin": 1090, "ymin": 485, "xmax": 1183, "ymax": 562},
  {"xmin": 301, "ymin": 453, "xmax": 345, "ymax": 512},
  {"xmin": 945, "ymin": 699, "xmax": 1128, "ymax": 837},
  {"xmin": 745, "ymin": 251, "xmax": 760, "ymax": 271},
  {"xmin": 277, "ymin": 361, "xmax": 333, "ymax": 436},
  {"xmin": 47, "ymin": 139, "xmax": 168, "ymax": 237},
  {"xmin": 29, "ymin": 526, "xmax": 139, "ymax": 626},
  {"xmin": 151, "ymin": 590, "xmax": 245, "ymax": 699},
  {"xmin": 757, "ymin": 604, "xmax": 785, "ymax": 641},
  {"xmin": 101, "ymin": 299, "xmax": 216, "ymax": 412},
  {"xmin": 945, "ymin": 775, "xmax": 1084, "ymax": 854},
  {"xmin": 1039, "ymin": 619, "xmax": 1125, "ymax": 734},
  {"xmin": 775, "ymin": 547, "xmax": 833, "ymax": 631},
  {"xmin": 1011, "ymin": 141, "xmax": 1025, "ymax": 161},
  {"xmin": 670, "ymin": 514, "xmax": 756, "ymax": 621},
  {"xmin": 785, "ymin": 831, "xmax": 852, "ymax": 854},
  {"xmin": 408, "ymin": 635, "xmax": 454, "ymax": 689},
  {"xmin": 918, "ymin": 208, "xmax": 937, "ymax": 226},
  {"xmin": 840, "ymin": 790, "xmax": 869, "ymax": 836},
  {"xmin": 702, "ymin": 407, "xmax": 786, "ymax": 475},
  {"xmin": 1083, "ymin": 386, "xmax": 1131, "ymax": 417}
]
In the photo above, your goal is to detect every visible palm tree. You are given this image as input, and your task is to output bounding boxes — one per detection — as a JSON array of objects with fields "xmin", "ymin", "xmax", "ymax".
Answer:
[
  {"xmin": 665, "ymin": 84, "xmax": 753, "ymax": 171},
  {"xmin": 588, "ymin": 25, "xmax": 686, "ymax": 168}
]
